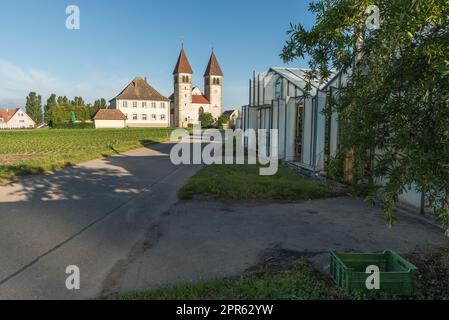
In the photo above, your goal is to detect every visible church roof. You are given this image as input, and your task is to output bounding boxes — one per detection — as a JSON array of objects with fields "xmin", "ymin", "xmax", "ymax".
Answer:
[
  {"xmin": 173, "ymin": 48, "xmax": 193, "ymax": 75},
  {"xmin": 192, "ymin": 95, "xmax": 210, "ymax": 104},
  {"xmin": 111, "ymin": 77, "xmax": 169, "ymax": 102},
  {"xmin": 204, "ymin": 52, "xmax": 223, "ymax": 77}
]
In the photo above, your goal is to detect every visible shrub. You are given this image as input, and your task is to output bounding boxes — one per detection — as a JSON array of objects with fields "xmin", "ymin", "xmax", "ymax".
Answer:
[
  {"xmin": 51, "ymin": 122, "xmax": 95, "ymax": 129},
  {"xmin": 198, "ymin": 112, "xmax": 215, "ymax": 128}
]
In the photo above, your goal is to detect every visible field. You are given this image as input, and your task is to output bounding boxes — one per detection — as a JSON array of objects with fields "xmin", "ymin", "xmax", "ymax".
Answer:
[{"xmin": 0, "ymin": 128, "xmax": 173, "ymax": 182}]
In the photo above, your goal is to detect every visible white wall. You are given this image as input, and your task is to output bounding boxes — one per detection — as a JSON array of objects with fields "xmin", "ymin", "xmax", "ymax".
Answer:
[
  {"xmin": 115, "ymin": 99, "xmax": 170, "ymax": 127},
  {"xmin": 0, "ymin": 109, "xmax": 35, "ymax": 129},
  {"xmin": 94, "ymin": 120, "xmax": 126, "ymax": 129}
]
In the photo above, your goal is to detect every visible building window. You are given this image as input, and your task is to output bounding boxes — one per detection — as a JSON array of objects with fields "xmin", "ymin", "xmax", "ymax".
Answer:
[
  {"xmin": 151, "ymin": 102, "xmax": 156, "ymax": 108},
  {"xmin": 142, "ymin": 114, "xmax": 147, "ymax": 121},
  {"xmin": 142, "ymin": 102, "xmax": 147, "ymax": 108},
  {"xmin": 160, "ymin": 102, "xmax": 165, "ymax": 109},
  {"xmin": 151, "ymin": 114, "xmax": 157, "ymax": 120},
  {"xmin": 133, "ymin": 101, "xmax": 138, "ymax": 108},
  {"xmin": 122, "ymin": 101, "xmax": 128, "ymax": 108},
  {"xmin": 161, "ymin": 114, "xmax": 166, "ymax": 121},
  {"xmin": 133, "ymin": 114, "xmax": 137, "ymax": 120},
  {"xmin": 216, "ymin": 78, "xmax": 220, "ymax": 85},
  {"xmin": 125, "ymin": 114, "xmax": 128, "ymax": 120}
]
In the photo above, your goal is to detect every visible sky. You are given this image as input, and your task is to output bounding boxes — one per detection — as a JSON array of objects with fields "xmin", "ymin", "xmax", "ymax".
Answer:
[{"xmin": 0, "ymin": 0, "xmax": 316, "ymax": 110}]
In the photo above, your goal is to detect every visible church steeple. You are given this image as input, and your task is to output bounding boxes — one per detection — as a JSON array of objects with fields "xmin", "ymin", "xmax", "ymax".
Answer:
[
  {"xmin": 204, "ymin": 52, "xmax": 223, "ymax": 77},
  {"xmin": 173, "ymin": 48, "xmax": 193, "ymax": 75}
]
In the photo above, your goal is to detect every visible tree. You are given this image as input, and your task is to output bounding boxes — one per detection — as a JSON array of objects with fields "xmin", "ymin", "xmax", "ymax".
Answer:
[
  {"xmin": 25, "ymin": 92, "xmax": 43, "ymax": 124},
  {"xmin": 281, "ymin": 0, "xmax": 449, "ymax": 229},
  {"xmin": 198, "ymin": 112, "xmax": 215, "ymax": 128},
  {"xmin": 44, "ymin": 94, "xmax": 57, "ymax": 124},
  {"xmin": 217, "ymin": 114, "xmax": 230, "ymax": 127},
  {"xmin": 90, "ymin": 98, "xmax": 108, "ymax": 117}
]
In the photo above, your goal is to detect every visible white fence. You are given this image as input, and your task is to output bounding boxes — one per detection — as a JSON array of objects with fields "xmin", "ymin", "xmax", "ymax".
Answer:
[{"xmin": 0, "ymin": 123, "xmax": 35, "ymax": 130}]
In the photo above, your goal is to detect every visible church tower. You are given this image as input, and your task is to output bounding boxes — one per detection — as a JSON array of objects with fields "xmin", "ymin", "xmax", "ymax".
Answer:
[
  {"xmin": 173, "ymin": 47, "xmax": 193, "ymax": 128},
  {"xmin": 204, "ymin": 51, "xmax": 223, "ymax": 120}
]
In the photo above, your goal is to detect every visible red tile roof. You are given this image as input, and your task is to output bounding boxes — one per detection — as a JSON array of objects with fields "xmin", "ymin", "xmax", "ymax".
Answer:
[
  {"xmin": 0, "ymin": 108, "xmax": 19, "ymax": 122},
  {"xmin": 111, "ymin": 77, "xmax": 169, "ymax": 102},
  {"xmin": 204, "ymin": 52, "xmax": 223, "ymax": 76},
  {"xmin": 173, "ymin": 48, "xmax": 193, "ymax": 75},
  {"xmin": 94, "ymin": 109, "xmax": 127, "ymax": 121},
  {"xmin": 192, "ymin": 95, "xmax": 210, "ymax": 104}
]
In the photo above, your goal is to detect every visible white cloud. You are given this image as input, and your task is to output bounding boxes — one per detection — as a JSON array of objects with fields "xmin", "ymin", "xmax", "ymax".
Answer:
[{"xmin": 0, "ymin": 58, "xmax": 126, "ymax": 107}]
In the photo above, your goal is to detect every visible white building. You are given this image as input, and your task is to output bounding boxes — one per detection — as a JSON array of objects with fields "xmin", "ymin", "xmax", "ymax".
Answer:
[
  {"xmin": 240, "ymin": 67, "xmax": 426, "ymax": 214},
  {"xmin": 241, "ymin": 67, "xmax": 337, "ymax": 169},
  {"xmin": 110, "ymin": 77, "xmax": 170, "ymax": 128},
  {"xmin": 170, "ymin": 48, "xmax": 223, "ymax": 128},
  {"xmin": 0, "ymin": 108, "xmax": 36, "ymax": 129},
  {"xmin": 93, "ymin": 109, "xmax": 127, "ymax": 129}
]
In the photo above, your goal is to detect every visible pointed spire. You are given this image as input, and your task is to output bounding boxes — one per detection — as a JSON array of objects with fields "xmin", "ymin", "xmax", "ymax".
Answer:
[
  {"xmin": 173, "ymin": 47, "xmax": 193, "ymax": 75},
  {"xmin": 204, "ymin": 52, "xmax": 223, "ymax": 77}
]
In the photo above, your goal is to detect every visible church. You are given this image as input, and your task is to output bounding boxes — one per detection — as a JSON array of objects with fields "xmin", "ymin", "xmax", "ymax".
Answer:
[{"xmin": 170, "ymin": 48, "xmax": 223, "ymax": 128}]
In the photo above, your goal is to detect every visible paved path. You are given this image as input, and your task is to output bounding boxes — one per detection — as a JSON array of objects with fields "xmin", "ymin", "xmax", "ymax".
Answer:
[
  {"xmin": 0, "ymin": 140, "xmax": 448, "ymax": 299},
  {"xmin": 118, "ymin": 198, "xmax": 449, "ymax": 295},
  {"xmin": 0, "ymin": 142, "xmax": 200, "ymax": 299}
]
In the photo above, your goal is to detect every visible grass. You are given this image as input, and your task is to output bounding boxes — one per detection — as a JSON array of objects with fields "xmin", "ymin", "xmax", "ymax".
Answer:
[
  {"xmin": 119, "ymin": 260, "xmax": 345, "ymax": 300},
  {"xmin": 179, "ymin": 164, "xmax": 333, "ymax": 200},
  {"xmin": 119, "ymin": 250, "xmax": 449, "ymax": 300},
  {"xmin": 0, "ymin": 128, "xmax": 173, "ymax": 182}
]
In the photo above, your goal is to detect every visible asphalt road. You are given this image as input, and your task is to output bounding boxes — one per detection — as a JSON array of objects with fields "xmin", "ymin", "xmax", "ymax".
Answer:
[
  {"xmin": 1, "ymin": 138, "xmax": 448, "ymax": 299},
  {"xmin": 0, "ymin": 142, "xmax": 201, "ymax": 299}
]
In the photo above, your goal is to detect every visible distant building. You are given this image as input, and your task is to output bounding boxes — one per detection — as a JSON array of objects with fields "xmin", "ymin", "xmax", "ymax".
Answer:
[
  {"xmin": 110, "ymin": 77, "xmax": 170, "ymax": 128},
  {"xmin": 170, "ymin": 48, "xmax": 223, "ymax": 128},
  {"xmin": 93, "ymin": 109, "xmax": 127, "ymax": 129},
  {"xmin": 0, "ymin": 108, "xmax": 36, "ymax": 129},
  {"xmin": 223, "ymin": 109, "xmax": 240, "ymax": 128}
]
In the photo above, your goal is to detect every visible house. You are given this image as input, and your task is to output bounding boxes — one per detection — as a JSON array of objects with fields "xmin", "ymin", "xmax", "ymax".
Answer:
[
  {"xmin": 223, "ymin": 109, "xmax": 240, "ymax": 128},
  {"xmin": 109, "ymin": 77, "xmax": 170, "ymax": 128},
  {"xmin": 93, "ymin": 109, "xmax": 127, "ymax": 128},
  {"xmin": 170, "ymin": 48, "xmax": 223, "ymax": 128},
  {"xmin": 0, "ymin": 108, "xmax": 36, "ymax": 129}
]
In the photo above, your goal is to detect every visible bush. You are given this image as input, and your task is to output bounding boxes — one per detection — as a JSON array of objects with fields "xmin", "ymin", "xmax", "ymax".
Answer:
[
  {"xmin": 217, "ymin": 114, "xmax": 230, "ymax": 127},
  {"xmin": 198, "ymin": 112, "xmax": 215, "ymax": 128},
  {"xmin": 51, "ymin": 122, "xmax": 95, "ymax": 129}
]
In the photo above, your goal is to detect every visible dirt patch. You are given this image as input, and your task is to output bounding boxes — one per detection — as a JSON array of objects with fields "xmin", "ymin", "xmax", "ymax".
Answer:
[
  {"xmin": 0, "ymin": 153, "xmax": 49, "ymax": 165},
  {"xmin": 405, "ymin": 249, "xmax": 449, "ymax": 300}
]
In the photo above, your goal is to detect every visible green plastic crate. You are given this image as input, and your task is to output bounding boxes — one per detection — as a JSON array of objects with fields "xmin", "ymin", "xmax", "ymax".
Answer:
[{"xmin": 330, "ymin": 250, "xmax": 418, "ymax": 296}]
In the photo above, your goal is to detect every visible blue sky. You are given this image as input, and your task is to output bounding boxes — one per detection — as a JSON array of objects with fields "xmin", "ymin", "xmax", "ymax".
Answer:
[{"xmin": 0, "ymin": 0, "xmax": 315, "ymax": 110}]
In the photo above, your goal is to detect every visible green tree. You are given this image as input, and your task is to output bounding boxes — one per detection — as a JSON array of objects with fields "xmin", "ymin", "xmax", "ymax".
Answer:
[
  {"xmin": 281, "ymin": 0, "xmax": 449, "ymax": 229},
  {"xmin": 44, "ymin": 94, "xmax": 57, "ymax": 124},
  {"xmin": 25, "ymin": 92, "xmax": 43, "ymax": 124},
  {"xmin": 217, "ymin": 114, "xmax": 230, "ymax": 127},
  {"xmin": 199, "ymin": 112, "xmax": 215, "ymax": 128},
  {"xmin": 90, "ymin": 98, "xmax": 108, "ymax": 117}
]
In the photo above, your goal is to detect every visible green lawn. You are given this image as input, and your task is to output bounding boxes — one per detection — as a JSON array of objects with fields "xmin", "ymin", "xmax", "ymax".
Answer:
[
  {"xmin": 119, "ymin": 261, "xmax": 345, "ymax": 300},
  {"xmin": 0, "ymin": 128, "xmax": 173, "ymax": 182},
  {"xmin": 179, "ymin": 164, "xmax": 333, "ymax": 200}
]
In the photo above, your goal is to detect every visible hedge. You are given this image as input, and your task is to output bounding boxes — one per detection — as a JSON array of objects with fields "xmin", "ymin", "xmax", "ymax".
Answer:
[{"xmin": 51, "ymin": 123, "xmax": 95, "ymax": 129}]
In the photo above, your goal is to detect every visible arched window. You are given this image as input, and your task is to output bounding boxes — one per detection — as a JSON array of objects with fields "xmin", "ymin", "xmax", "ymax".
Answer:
[
  {"xmin": 216, "ymin": 78, "xmax": 220, "ymax": 85},
  {"xmin": 199, "ymin": 107, "xmax": 204, "ymax": 116}
]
